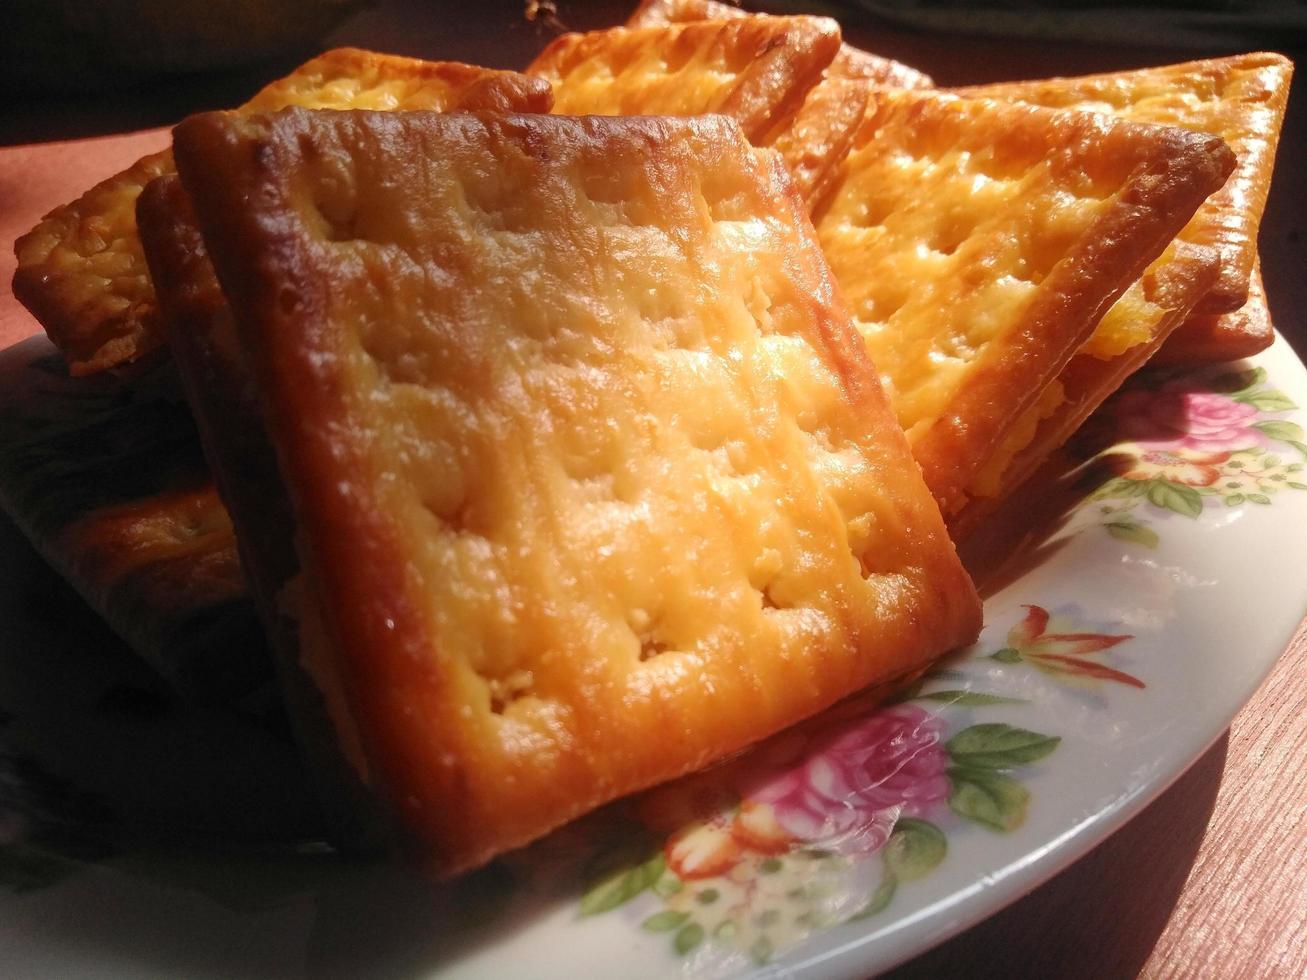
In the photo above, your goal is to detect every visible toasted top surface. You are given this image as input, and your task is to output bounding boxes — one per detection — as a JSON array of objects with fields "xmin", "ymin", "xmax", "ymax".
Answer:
[
  {"xmin": 958, "ymin": 53, "xmax": 1293, "ymax": 314},
  {"xmin": 626, "ymin": 0, "xmax": 932, "ymax": 89},
  {"xmin": 13, "ymin": 48, "xmax": 553, "ymax": 376},
  {"xmin": 528, "ymin": 17, "xmax": 839, "ymax": 141},
  {"xmin": 172, "ymin": 107, "xmax": 979, "ymax": 873},
  {"xmin": 813, "ymin": 88, "xmax": 1234, "ymax": 511}
]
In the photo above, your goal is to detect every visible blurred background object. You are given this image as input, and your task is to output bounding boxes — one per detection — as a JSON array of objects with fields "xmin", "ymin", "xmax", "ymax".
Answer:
[
  {"xmin": 3, "ymin": 0, "xmax": 369, "ymax": 94},
  {"xmin": 812, "ymin": 1, "xmax": 1307, "ymax": 49}
]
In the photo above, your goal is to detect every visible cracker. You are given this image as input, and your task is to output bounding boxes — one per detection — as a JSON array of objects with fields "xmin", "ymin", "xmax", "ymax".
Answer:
[
  {"xmin": 13, "ymin": 49, "xmax": 553, "ymax": 376},
  {"xmin": 1154, "ymin": 260, "xmax": 1274, "ymax": 366},
  {"xmin": 527, "ymin": 16, "xmax": 839, "ymax": 143},
  {"xmin": 950, "ymin": 241, "xmax": 1222, "ymax": 537},
  {"xmin": 812, "ymin": 88, "xmax": 1235, "ymax": 515},
  {"xmin": 0, "ymin": 343, "xmax": 268, "ymax": 701},
  {"xmin": 172, "ymin": 107, "xmax": 980, "ymax": 874},
  {"xmin": 621, "ymin": 0, "xmax": 929, "ymax": 204},
  {"xmin": 958, "ymin": 53, "xmax": 1293, "ymax": 316},
  {"xmin": 626, "ymin": 0, "xmax": 932, "ymax": 88}
]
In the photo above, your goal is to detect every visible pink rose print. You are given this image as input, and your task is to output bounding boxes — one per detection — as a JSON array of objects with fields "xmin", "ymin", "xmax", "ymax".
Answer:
[
  {"xmin": 737, "ymin": 704, "xmax": 950, "ymax": 855},
  {"xmin": 1113, "ymin": 381, "xmax": 1262, "ymax": 455}
]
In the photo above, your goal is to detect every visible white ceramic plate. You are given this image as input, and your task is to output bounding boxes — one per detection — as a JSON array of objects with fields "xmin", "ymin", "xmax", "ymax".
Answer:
[{"xmin": 2, "ymin": 337, "xmax": 1306, "ymax": 980}]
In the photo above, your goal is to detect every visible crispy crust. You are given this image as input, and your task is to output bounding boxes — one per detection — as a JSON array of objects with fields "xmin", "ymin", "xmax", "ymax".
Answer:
[
  {"xmin": 528, "ymin": 17, "xmax": 839, "ymax": 143},
  {"xmin": 957, "ymin": 53, "xmax": 1293, "ymax": 316},
  {"xmin": 0, "ymin": 341, "xmax": 268, "ymax": 701},
  {"xmin": 13, "ymin": 49, "xmax": 553, "ymax": 376},
  {"xmin": 813, "ymin": 88, "xmax": 1235, "ymax": 513},
  {"xmin": 626, "ymin": 0, "xmax": 932, "ymax": 88},
  {"xmin": 770, "ymin": 78, "xmax": 871, "ymax": 207},
  {"xmin": 173, "ymin": 107, "xmax": 980, "ymax": 875},
  {"xmin": 1154, "ymin": 260, "xmax": 1273, "ymax": 366},
  {"xmin": 949, "ymin": 241, "xmax": 1221, "ymax": 538}
]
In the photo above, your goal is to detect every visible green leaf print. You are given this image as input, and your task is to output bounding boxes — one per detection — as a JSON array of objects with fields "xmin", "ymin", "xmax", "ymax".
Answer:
[
  {"xmin": 946, "ymin": 724, "xmax": 1061, "ymax": 768},
  {"xmin": 579, "ymin": 851, "xmax": 664, "ymax": 916},
  {"xmin": 1105, "ymin": 519, "xmax": 1159, "ymax": 548},
  {"xmin": 1147, "ymin": 479, "xmax": 1203, "ymax": 518},
  {"xmin": 948, "ymin": 768, "xmax": 1031, "ymax": 832},
  {"xmin": 883, "ymin": 818, "xmax": 947, "ymax": 882}
]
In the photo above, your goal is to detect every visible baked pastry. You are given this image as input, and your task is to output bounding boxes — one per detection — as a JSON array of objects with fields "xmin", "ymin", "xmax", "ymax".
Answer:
[
  {"xmin": 1154, "ymin": 260, "xmax": 1274, "ymax": 366},
  {"xmin": 625, "ymin": 0, "xmax": 933, "ymax": 90},
  {"xmin": 812, "ymin": 88, "xmax": 1235, "ymax": 518},
  {"xmin": 527, "ymin": 17, "xmax": 839, "ymax": 143},
  {"xmin": 957, "ymin": 53, "xmax": 1293, "ymax": 318},
  {"xmin": 13, "ymin": 48, "xmax": 553, "ymax": 376},
  {"xmin": 612, "ymin": 2, "xmax": 928, "ymax": 204},
  {"xmin": 0, "ymin": 341, "xmax": 267, "ymax": 701},
  {"xmin": 949, "ymin": 240, "xmax": 1221, "ymax": 537},
  {"xmin": 169, "ymin": 107, "xmax": 981, "ymax": 874}
]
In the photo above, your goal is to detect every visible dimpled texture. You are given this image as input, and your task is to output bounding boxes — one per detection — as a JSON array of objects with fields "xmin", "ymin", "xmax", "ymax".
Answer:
[
  {"xmin": 528, "ymin": 17, "xmax": 839, "ymax": 143},
  {"xmin": 813, "ymin": 88, "xmax": 1234, "ymax": 514},
  {"xmin": 13, "ymin": 48, "xmax": 553, "ymax": 375},
  {"xmin": 622, "ymin": 0, "xmax": 927, "ymax": 203},
  {"xmin": 958, "ymin": 53, "xmax": 1293, "ymax": 317},
  {"xmin": 172, "ymin": 108, "xmax": 980, "ymax": 875},
  {"xmin": 625, "ymin": 0, "xmax": 933, "ymax": 89}
]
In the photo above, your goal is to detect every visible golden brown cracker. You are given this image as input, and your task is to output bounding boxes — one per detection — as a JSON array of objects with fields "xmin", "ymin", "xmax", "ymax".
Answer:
[
  {"xmin": 812, "ymin": 88, "xmax": 1235, "ymax": 515},
  {"xmin": 626, "ymin": 0, "xmax": 932, "ymax": 89},
  {"xmin": 173, "ymin": 107, "xmax": 980, "ymax": 875},
  {"xmin": 1154, "ymin": 260, "xmax": 1274, "ymax": 366},
  {"xmin": 958, "ymin": 53, "xmax": 1293, "ymax": 316},
  {"xmin": 528, "ymin": 16, "xmax": 839, "ymax": 142},
  {"xmin": 13, "ymin": 49, "xmax": 553, "ymax": 376}
]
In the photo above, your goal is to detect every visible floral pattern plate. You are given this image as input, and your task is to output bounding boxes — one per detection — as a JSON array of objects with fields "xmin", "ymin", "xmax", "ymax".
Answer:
[{"xmin": 2, "ymin": 336, "xmax": 1306, "ymax": 979}]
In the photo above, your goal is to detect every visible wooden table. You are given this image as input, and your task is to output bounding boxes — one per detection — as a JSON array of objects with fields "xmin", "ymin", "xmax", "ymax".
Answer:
[{"xmin": 3, "ymin": 2, "xmax": 1304, "ymax": 977}]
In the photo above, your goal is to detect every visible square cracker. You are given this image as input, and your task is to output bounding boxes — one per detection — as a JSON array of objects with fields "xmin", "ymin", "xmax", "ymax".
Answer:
[
  {"xmin": 620, "ymin": 1, "xmax": 927, "ymax": 203},
  {"xmin": 957, "ymin": 53, "xmax": 1293, "ymax": 317},
  {"xmin": 812, "ymin": 88, "xmax": 1234, "ymax": 515},
  {"xmin": 1154, "ymin": 259, "xmax": 1274, "ymax": 366},
  {"xmin": 13, "ymin": 48, "xmax": 553, "ymax": 376},
  {"xmin": 171, "ymin": 107, "xmax": 981, "ymax": 874},
  {"xmin": 949, "ymin": 240, "xmax": 1221, "ymax": 537},
  {"xmin": 625, "ymin": 0, "xmax": 933, "ymax": 90},
  {"xmin": 527, "ymin": 16, "xmax": 839, "ymax": 143}
]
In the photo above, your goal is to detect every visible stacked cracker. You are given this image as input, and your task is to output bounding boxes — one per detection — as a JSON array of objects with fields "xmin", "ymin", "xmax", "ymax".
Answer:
[{"xmin": 2, "ymin": 3, "xmax": 1290, "ymax": 874}]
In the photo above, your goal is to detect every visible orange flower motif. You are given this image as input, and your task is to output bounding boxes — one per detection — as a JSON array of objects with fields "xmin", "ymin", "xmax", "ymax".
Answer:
[
  {"xmin": 664, "ymin": 819, "xmax": 743, "ymax": 879},
  {"xmin": 1120, "ymin": 446, "xmax": 1228, "ymax": 487},
  {"xmin": 998, "ymin": 605, "xmax": 1142, "ymax": 688}
]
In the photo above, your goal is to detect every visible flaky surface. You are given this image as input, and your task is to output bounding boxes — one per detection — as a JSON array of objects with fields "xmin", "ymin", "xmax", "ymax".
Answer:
[
  {"xmin": 13, "ymin": 48, "xmax": 553, "ymax": 376},
  {"xmin": 958, "ymin": 53, "xmax": 1293, "ymax": 315},
  {"xmin": 813, "ymin": 88, "xmax": 1234, "ymax": 513},
  {"xmin": 951, "ymin": 241, "xmax": 1221, "ymax": 537},
  {"xmin": 771, "ymin": 78, "xmax": 870, "ymax": 207},
  {"xmin": 620, "ymin": 0, "xmax": 925, "ymax": 201},
  {"xmin": 1155, "ymin": 260, "xmax": 1273, "ymax": 365},
  {"xmin": 173, "ymin": 107, "xmax": 980, "ymax": 875},
  {"xmin": 626, "ymin": 0, "xmax": 932, "ymax": 89},
  {"xmin": 528, "ymin": 17, "xmax": 839, "ymax": 142}
]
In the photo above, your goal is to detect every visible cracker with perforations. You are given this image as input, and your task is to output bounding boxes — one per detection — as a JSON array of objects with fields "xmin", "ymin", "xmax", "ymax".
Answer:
[
  {"xmin": 626, "ymin": 0, "xmax": 933, "ymax": 89},
  {"xmin": 1155, "ymin": 260, "xmax": 1273, "ymax": 366},
  {"xmin": 13, "ymin": 48, "xmax": 553, "ymax": 376},
  {"xmin": 618, "ymin": 1, "xmax": 927, "ymax": 204},
  {"xmin": 527, "ymin": 16, "xmax": 839, "ymax": 143},
  {"xmin": 170, "ymin": 107, "xmax": 981, "ymax": 874},
  {"xmin": 812, "ymin": 88, "xmax": 1235, "ymax": 517},
  {"xmin": 958, "ymin": 53, "xmax": 1293, "ymax": 319}
]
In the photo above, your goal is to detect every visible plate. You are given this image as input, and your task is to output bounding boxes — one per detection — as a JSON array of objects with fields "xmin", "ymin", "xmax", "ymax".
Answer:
[{"xmin": 1, "ymin": 334, "xmax": 1305, "ymax": 979}]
